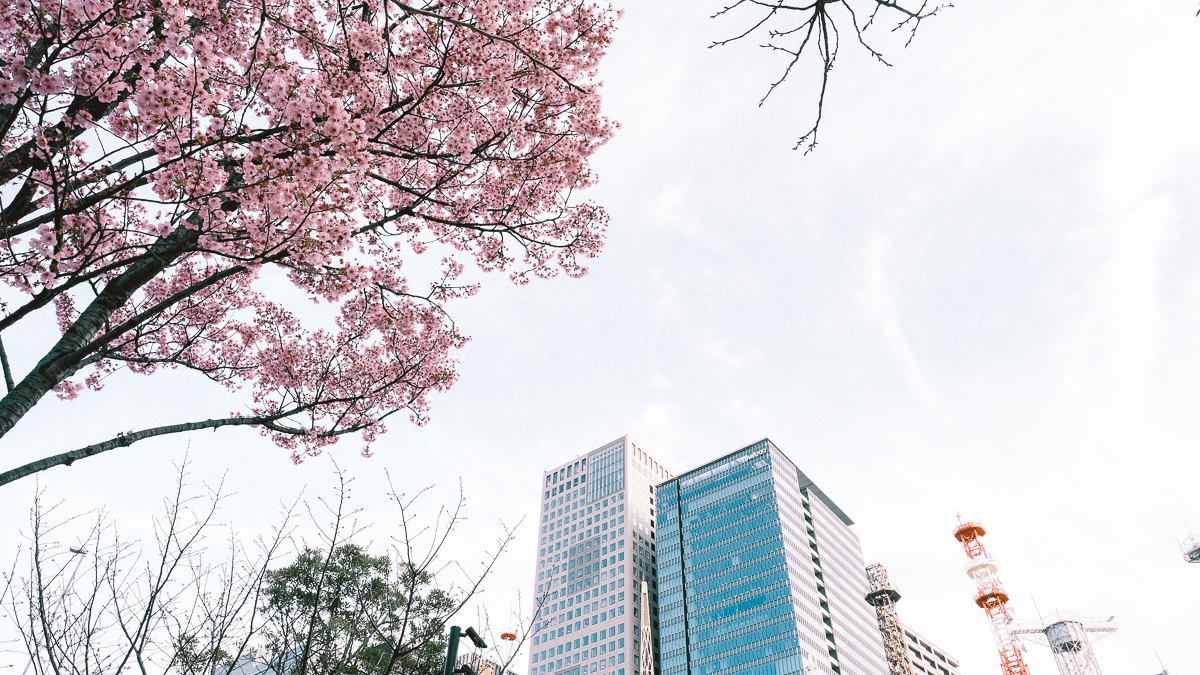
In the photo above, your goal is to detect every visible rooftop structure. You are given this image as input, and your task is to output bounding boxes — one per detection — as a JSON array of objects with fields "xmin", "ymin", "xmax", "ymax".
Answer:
[
  {"xmin": 865, "ymin": 564, "xmax": 911, "ymax": 675},
  {"xmin": 863, "ymin": 562, "xmax": 962, "ymax": 675},
  {"xmin": 1179, "ymin": 534, "xmax": 1200, "ymax": 564},
  {"xmin": 1013, "ymin": 613, "xmax": 1116, "ymax": 675}
]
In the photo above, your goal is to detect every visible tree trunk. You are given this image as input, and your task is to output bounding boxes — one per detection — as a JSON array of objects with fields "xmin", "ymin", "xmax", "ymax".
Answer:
[{"xmin": 0, "ymin": 223, "xmax": 200, "ymax": 441}]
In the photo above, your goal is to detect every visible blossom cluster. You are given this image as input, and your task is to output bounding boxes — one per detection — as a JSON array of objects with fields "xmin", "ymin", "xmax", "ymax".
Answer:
[{"xmin": 0, "ymin": 0, "xmax": 618, "ymax": 458}]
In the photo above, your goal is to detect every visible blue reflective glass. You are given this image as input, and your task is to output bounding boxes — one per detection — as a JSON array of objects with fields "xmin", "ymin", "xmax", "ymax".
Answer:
[{"xmin": 656, "ymin": 442, "xmax": 808, "ymax": 675}]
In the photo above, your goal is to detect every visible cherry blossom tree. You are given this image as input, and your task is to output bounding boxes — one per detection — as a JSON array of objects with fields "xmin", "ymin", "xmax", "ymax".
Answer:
[{"xmin": 0, "ymin": 0, "xmax": 618, "ymax": 486}]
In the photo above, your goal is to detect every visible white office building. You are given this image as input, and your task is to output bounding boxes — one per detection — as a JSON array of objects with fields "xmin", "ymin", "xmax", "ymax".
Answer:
[
  {"xmin": 899, "ymin": 625, "xmax": 963, "ymax": 675},
  {"xmin": 528, "ymin": 436, "xmax": 672, "ymax": 675}
]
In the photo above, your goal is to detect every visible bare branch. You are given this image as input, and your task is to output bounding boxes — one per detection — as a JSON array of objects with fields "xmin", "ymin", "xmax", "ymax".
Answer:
[{"xmin": 710, "ymin": 0, "xmax": 949, "ymax": 151}]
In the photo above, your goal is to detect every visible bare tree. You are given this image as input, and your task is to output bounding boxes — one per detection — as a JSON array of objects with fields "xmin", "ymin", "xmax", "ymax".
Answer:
[
  {"xmin": 0, "ymin": 463, "xmax": 293, "ymax": 674},
  {"xmin": 1, "ymin": 461, "xmax": 539, "ymax": 675},
  {"xmin": 449, "ymin": 560, "xmax": 551, "ymax": 675},
  {"xmin": 710, "ymin": 0, "xmax": 950, "ymax": 152},
  {"xmin": 255, "ymin": 471, "xmax": 528, "ymax": 675}
]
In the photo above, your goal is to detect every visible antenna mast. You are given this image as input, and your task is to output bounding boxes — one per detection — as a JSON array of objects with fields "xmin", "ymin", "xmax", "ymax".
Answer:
[{"xmin": 953, "ymin": 517, "xmax": 1032, "ymax": 675}]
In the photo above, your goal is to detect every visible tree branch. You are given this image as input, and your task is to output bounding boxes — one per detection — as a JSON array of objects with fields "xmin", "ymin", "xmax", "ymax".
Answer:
[
  {"xmin": 0, "ymin": 221, "xmax": 202, "ymax": 442},
  {"xmin": 0, "ymin": 416, "xmax": 265, "ymax": 488},
  {"xmin": 391, "ymin": 1, "xmax": 587, "ymax": 93},
  {"xmin": 0, "ymin": 335, "xmax": 14, "ymax": 392},
  {"xmin": 710, "ymin": 0, "xmax": 947, "ymax": 151}
]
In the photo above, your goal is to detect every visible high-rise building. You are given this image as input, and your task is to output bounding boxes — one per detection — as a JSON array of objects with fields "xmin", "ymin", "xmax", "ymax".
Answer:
[
  {"xmin": 897, "ymin": 625, "xmax": 963, "ymax": 675},
  {"xmin": 656, "ymin": 439, "xmax": 889, "ymax": 675},
  {"xmin": 528, "ymin": 436, "xmax": 673, "ymax": 675}
]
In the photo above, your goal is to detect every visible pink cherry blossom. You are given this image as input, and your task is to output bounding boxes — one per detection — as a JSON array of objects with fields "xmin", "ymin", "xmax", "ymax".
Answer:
[{"xmin": 0, "ymin": 0, "xmax": 618, "ymax": 483}]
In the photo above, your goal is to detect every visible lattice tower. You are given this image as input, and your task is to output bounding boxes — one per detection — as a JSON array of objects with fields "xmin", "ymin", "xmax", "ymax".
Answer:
[
  {"xmin": 639, "ymin": 580, "xmax": 655, "ymax": 675},
  {"xmin": 1014, "ymin": 613, "xmax": 1116, "ymax": 675},
  {"xmin": 864, "ymin": 563, "xmax": 913, "ymax": 675},
  {"xmin": 953, "ymin": 517, "xmax": 1032, "ymax": 675}
]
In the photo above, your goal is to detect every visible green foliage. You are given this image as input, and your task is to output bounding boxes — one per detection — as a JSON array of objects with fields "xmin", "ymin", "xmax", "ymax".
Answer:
[
  {"xmin": 173, "ymin": 634, "xmax": 232, "ymax": 675},
  {"xmin": 261, "ymin": 544, "xmax": 457, "ymax": 675}
]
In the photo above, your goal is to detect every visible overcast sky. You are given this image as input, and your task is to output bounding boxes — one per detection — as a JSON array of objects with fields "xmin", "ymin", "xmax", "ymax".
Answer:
[{"xmin": 2, "ymin": 0, "xmax": 1199, "ymax": 673}]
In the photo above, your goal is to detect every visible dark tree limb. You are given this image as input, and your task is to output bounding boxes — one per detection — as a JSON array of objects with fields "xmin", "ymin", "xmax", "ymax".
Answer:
[
  {"xmin": 0, "ymin": 335, "xmax": 14, "ymax": 392},
  {"xmin": 710, "ymin": 0, "xmax": 949, "ymax": 152},
  {"xmin": 0, "ymin": 222, "xmax": 202, "ymax": 440},
  {"xmin": 0, "ymin": 417, "xmax": 260, "ymax": 488}
]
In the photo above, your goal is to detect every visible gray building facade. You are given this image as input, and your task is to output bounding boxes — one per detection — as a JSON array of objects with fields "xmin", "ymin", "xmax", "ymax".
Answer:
[{"xmin": 655, "ymin": 439, "xmax": 888, "ymax": 675}]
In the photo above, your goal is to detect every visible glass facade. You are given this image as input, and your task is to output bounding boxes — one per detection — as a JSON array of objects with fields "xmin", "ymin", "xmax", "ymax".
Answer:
[
  {"xmin": 589, "ymin": 442, "xmax": 626, "ymax": 502},
  {"xmin": 657, "ymin": 440, "xmax": 888, "ymax": 675},
  {"xmin": 529, "ymin": 437, "xmax": 672, "ymax": 675}
]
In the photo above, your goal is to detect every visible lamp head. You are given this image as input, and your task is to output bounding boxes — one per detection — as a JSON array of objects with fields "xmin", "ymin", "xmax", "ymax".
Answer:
[{"xmin": 465, "ymin": 627, "xmax": 488, "ymax": 649}]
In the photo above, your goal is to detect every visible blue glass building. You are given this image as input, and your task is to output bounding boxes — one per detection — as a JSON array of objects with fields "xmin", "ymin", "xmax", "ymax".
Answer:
[{"xmin": 656, "ymin": 440, "xmax": 888, "ymax": 675}]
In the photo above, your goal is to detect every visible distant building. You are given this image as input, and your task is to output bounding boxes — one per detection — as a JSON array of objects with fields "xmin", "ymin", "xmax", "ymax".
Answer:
[
  {"xmin": 656, "ymin": 439, "xmax": 889, "ymax": 675},
  {"xmin": 897, "ymin": 625, "xmax": 963, "ymax": 675},
  {"xmin": 460, "ymin": 653, "xmax": 522, "ymax": 675},
  {"xmin": 528, "ymin": 436, "xmax": 672, "ymax": 675},
  {"xmin": 222, "ymin": 653, "xmax": 274, "ymax": 675}
]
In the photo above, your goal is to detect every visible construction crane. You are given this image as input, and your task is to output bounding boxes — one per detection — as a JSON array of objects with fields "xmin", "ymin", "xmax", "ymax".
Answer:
[
  {"xmin": 865, "ymin": 563, "xmax": 913, "ymax": 675},
  {"xmin": 1013, "ymin": 613, "xmax": 1115, "ymax": 675},
  {"xmin": 953, "ymin": 516, "xmax": 1032, "ymax": 675}
]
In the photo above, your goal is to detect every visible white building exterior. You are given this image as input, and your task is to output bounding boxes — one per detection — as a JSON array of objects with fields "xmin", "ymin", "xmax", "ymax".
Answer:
[
  {"xmin": 528, "ymin": 436, "xmax": 672, "ymax": 675},
  {"xmin": 899, "ymin": 625, "xmax": 963, "ymax": 675}
]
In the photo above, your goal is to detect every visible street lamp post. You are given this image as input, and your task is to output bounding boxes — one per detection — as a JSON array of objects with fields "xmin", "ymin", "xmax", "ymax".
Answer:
[{"xmin": 443, "ymin": 626, "xmax": 488, "ymax": 675}]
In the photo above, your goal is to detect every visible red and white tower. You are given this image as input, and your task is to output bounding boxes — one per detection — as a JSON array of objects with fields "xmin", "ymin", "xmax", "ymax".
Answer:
[{"xmin": 953, "ymin": 516, "xmax": 1032, "ymax": 675}]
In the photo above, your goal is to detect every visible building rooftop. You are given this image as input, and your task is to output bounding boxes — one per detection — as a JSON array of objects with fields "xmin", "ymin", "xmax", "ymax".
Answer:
[{"xmin": 660, "ymin": 438, "xmax": 854, "ymax": 526}]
